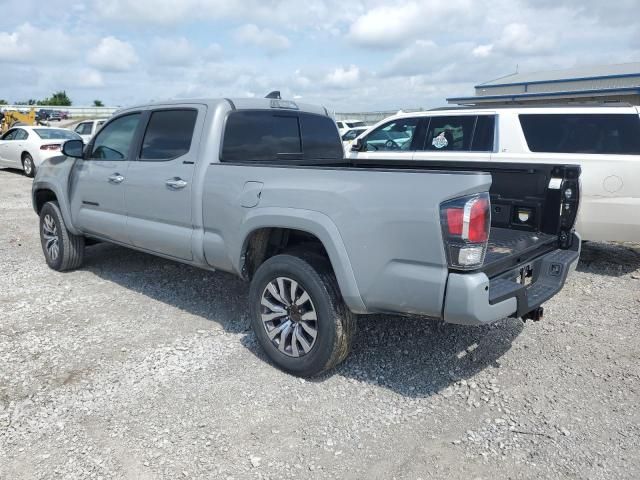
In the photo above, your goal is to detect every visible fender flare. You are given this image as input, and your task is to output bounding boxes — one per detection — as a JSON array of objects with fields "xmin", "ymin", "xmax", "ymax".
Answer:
[
  {"xmin": 32, "ymin": 181, "xmax": 82, "ymax": 236},
  {"xmin": 236, "ymin": 207, "xmax": 367, "ymax": 314}
]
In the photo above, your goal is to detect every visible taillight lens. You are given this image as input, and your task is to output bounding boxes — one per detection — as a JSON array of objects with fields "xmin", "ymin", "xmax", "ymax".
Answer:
[
  {"xmin": 440, "ymin": 193, "xmax": 491, "ymax": 270},
  {"xmin": 467, "ymin": 196, "xmax": 489, "ymax": 242},
  {"xmin": 40, "ymin": 144, "xmax": 61, "ymax": 151}
]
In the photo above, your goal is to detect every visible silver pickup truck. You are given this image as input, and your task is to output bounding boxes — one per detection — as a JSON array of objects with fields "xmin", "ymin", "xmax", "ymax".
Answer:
[{"xmin": 32, "ymin": 98, "xmax": 581, "ymax": 376}]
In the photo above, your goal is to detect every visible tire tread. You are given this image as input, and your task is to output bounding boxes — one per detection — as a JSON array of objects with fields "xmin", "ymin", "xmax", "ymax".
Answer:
[{"xmin": 41, "ymin": 201, "xmax": 84, "ymax": 271}]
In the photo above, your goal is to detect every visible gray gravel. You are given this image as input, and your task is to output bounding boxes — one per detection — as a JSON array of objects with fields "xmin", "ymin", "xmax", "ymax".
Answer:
[{"xmin": 1, "ymin": 167, "xmax": 639, "ymax": 479}]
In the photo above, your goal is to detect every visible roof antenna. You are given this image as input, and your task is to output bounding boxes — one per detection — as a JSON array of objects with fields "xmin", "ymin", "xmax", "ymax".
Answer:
[{"xmin": 265, "ymin": 90, "xmax": 281, "ymax": 99}]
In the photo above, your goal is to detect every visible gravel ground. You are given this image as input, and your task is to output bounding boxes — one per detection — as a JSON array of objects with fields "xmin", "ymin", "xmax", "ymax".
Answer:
[{"xmin": 1, "ymin": 168, "xmax": 639, "ymax": 479}]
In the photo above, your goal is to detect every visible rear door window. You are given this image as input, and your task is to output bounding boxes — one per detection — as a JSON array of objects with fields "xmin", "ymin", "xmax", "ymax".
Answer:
[
  {"xmin": 222, "ymin": 111, "xmax": 301, "ymax": 162},
  {"xmin": 299, "ymin": 113, "xmax": 343, "ymax": 161},
  {"xmin": 519, "ymin": 114, "xmax": 640, "ymax": 154},
  {"xmin": 14, "ymin": 129, "xmax": 29, "ymax": 140},
  {"xmin": 471, "ymin": 115, "xmax": 495, "ymax": 151},
  {"xmin": 139, "ymin": 109, "xmax": 198, "ymax": 161},
  {"xmin": 424, "ymin": 116, "xmax": 476, "ymax": 151}
]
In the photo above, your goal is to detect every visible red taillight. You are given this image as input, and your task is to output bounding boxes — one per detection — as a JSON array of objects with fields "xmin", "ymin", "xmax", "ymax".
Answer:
[
  {"xmin": 468, "ymin": 197, "xmax": 489, "ymax": 242},
  {"xmin": 440, "ymin": 193, "xmax": 491, "ymax": 270},
  {"xmin": 40, "ymin": 144, "xmax": 61, "ymax": 151},
  {"xmin": 446, "ymin": 208, "xmax": 463, "ymax": 235}
]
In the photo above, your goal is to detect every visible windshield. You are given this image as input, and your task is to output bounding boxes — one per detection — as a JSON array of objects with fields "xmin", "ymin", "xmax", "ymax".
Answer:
[
  {"xmin": 34, "ymin": 129, "xmax": 81, "ymax": 140},
  {"xmin": 346, "ymin": 121, "xmax": 366, "ymax": 128}
]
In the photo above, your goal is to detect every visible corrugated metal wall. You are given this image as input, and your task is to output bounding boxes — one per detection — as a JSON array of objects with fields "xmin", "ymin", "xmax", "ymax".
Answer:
[{"xmin": 476, "ymin": 75, "xmax": 640, "ymax": 96}]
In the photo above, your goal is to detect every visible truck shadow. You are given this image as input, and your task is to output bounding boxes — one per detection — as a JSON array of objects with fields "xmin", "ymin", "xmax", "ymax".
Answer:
[
  {"xmin": 83, "ymin": 242, "xmax": 523, "ymax": 398},
  {"xmin": 577, "ymin": 241, "xmax": 640, "ymax": 277},
  {"xmin": 244, "ymin": 316, "xmax": 524, "ymax": 398},
  {"xmin": 322, "ymin": 316, "xmax": 522, "ymax": 397}
]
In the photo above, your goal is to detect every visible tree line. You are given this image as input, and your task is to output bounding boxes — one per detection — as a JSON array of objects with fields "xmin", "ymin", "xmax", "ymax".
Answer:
[{"xmin": 0, "ymin": 92, "xmax": 104, "ymax": 107}]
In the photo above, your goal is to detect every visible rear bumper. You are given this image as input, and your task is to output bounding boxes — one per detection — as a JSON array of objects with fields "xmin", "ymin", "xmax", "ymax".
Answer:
[{"xmin": 443, "ymin": 233, "xmax": 581, "ymax": 326}]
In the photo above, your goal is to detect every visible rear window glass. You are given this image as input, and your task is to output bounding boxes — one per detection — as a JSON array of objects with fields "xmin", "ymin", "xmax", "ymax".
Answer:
[
  {"xmin": 519, "ymin": 114, "xmax": 640, "ymax": 155},
  {"xmin": 34, "ymin": 129, "xmax": 80, "ymax": 140},
  {"xmin": 425, "ymin": 116, "xmax": 476, "ymax": 151},
  {"xmin": 140, "ymin": 109, "xmax": 197, "ymax": 160},
  {"xmin": 221, "ymin": 111, "xmax": 342, "ymax": 163}
]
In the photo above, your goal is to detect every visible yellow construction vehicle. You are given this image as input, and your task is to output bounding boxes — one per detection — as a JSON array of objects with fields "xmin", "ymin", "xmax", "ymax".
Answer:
[{"xmin": 0, "ymin": 108, "xmax": 37, "ymax": 134}]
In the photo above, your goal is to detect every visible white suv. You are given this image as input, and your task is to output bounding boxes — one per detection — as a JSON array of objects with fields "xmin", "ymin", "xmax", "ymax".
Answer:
[
  {"xmin": 73, "ymin": 119, "xmax": 106, "ymax": 143},
  {"xmin": 348, "ymin": 105, "xmax": 640, "ymax": 243},
  {"xmin": 336, "ymin": 119, "xmax": 367, "ymax": 135}
]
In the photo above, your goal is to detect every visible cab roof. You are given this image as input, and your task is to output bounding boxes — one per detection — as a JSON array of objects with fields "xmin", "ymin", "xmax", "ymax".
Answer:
[{"xmin": 116, "ymin": 97, "xmax": 330, "ymax": 117}]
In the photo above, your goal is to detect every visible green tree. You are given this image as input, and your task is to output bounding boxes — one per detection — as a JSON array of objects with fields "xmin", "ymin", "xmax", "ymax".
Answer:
[
  {"xmin": 93, "ymin": 99, "xmax": 104, "ymax": 107},
  {"xmin": 41, "ymin": 91, "xmax": 72, "ymax": 106},
  {"xmin": 0, "ymin": 99, "xmax": 7, "ymax": 105}
]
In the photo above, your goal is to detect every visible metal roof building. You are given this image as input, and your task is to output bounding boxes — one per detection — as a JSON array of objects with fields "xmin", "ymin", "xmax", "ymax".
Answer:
[{"xmin": 447, "ymin": 62, "xmax": 640, "ymax": 106}]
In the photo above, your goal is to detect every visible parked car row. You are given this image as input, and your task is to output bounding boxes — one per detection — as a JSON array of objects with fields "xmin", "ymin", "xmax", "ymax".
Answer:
[{"xmin": 36, "ymin": 109, "xmax": 70, "ymax": 122}]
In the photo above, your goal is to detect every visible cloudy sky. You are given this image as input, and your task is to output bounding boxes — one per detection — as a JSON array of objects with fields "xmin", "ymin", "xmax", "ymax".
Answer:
[{"xmin": 0, "ymin": 0, "xmax": 638, "ymax": 111}]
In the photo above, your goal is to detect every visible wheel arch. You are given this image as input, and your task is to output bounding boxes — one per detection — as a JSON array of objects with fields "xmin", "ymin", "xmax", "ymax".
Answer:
[
  {"xmin": 237, "ymin": 208, "xmax": 366, "ymax": 314},
  {"xmin": 32, "ymin": 182, "xmax": 82, "ymax": 236}
]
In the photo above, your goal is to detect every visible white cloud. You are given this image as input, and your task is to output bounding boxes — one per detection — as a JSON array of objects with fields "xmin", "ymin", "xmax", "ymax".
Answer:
[
  {"xmin": 233, "ymin": 24, "xmax": 291, "ymax": 54},
  {"xmin": 0, "ymin": 31, "xmax": 29, "ymax": 61},
  {"xmin": 88, "ymin": 36, "xmax": 138, "ymax": 71},
  {"xmin": 325, "ymin": 65, "xmax": 361, "ymax": 88},
  {"xmin": 348, "ymin": 2, "xmax": 421, "ymax": 48},
  {"xmin": 151, "ymin": 37, "xmax": 195, "ymax": 66},
  {"xmin": 70, "ymin": 68, "xmax": 105, "ymax": 88},
  {"xmin": 472, "ymin": 44, "xmax": 494, "ymax": 58},
  {"xmin": 94, "ymin": 0, "xmax": 366, "ymax": 31},
  {"xmin": 496, "ymin": 23, "xmax": 555, "ymax": 55},
  {"xmin": 348, "ymin": 0, "xmax": 475, "ymax": 48},
  {"xmin": 0, "ymin": 23, "xmax": 77, "ymax": 63},
  {"xmin": 203, "ymin": 43, "xmax": 223, "ymax": 61}
]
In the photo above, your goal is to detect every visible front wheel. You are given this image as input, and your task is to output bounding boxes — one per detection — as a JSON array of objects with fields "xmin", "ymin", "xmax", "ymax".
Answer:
[
  {"xmin": 39, "ymin": 201, "xmax": 85, "ymax": 271},
  {"xmin": 249, "ymin": 254, "xmax": 356, "ymax": 377}
]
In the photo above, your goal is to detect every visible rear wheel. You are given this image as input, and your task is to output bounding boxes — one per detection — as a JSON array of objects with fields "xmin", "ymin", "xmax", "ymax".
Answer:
[
  {"xmin": 249, "ymin": 253, "xmax": 356, "ymax": 377},
  {"xmin": 39, "ymin": 201, "xmax": 85, "ymax": 271},
  {"xmin": 22, "ymin": 154, "xmax": 35, "ymax": 178}
]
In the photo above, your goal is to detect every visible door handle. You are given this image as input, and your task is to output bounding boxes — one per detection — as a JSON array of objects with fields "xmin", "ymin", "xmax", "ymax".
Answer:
[
  {"xmin": 166, "ymin": 178, "xmax": 188, "ymax": 189},
  {"xmin": 108, "ymin": 173, "xmax": 124, "ymax": 184}
]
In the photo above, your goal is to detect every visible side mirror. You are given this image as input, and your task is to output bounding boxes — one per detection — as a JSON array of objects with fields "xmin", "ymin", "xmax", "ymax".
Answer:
[
  {"xmin": 351, "ymin": 137, "xmax": 364, "ymax": 152},
  {"xmin": 62, "ymin": 139, "xmax": 84, "ymax": 159}
]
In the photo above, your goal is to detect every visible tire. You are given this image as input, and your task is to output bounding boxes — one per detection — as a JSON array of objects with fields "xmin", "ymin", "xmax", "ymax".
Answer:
[
  {"xmin": 249, "ymin": 253, "xmax": 356, "ymax": 377},
  {"xmin": 22, "ymin": 154, "xmax": 35, "ymax": 178},
  {"xmin": 39, "ymin": 201, "xmax": 85, "ymax": 271}
]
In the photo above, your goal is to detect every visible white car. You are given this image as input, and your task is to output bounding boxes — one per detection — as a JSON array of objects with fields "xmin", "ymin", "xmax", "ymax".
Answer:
[
  {"xmin": 0, "ymin": 126, "xmax": 82, "ymax": 178},
  {"xmin": 341, "ymin": 126, "xmax": 368, "ymax": 151},
  {"xmin": 348, "ymin": 105, "xmax": 640, "ymax": 243},
  {"xmin": 73, "ymin": 119, "xmax": 106, "ymax": 143},
  {"xmin": 336, "ymin": 119, "xmax": 367, "ymax": 135}
]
